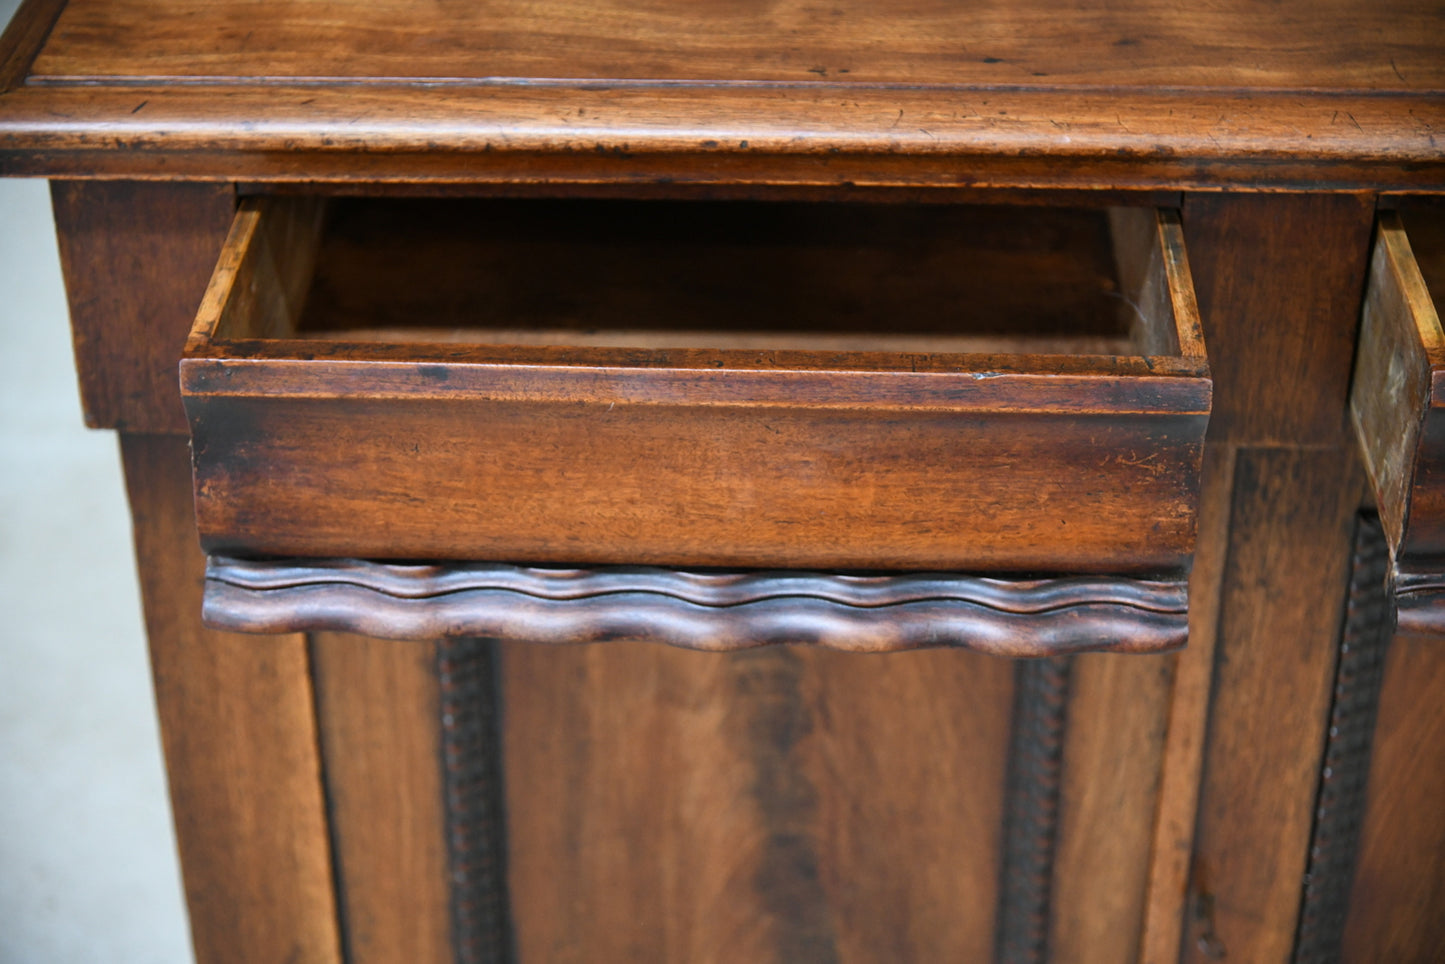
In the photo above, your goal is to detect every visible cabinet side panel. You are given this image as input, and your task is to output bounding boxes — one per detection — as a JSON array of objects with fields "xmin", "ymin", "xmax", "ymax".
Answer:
[
  {"xmin": 53, "ymin": 180, "xmax": 234, "ymax": 434},
  {"xmin": 121, "ymin": 433, "xmax": 342, "ymax": 964}
]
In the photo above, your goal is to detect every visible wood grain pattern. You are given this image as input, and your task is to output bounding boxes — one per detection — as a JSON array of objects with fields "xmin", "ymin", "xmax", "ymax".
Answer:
[
  {"xmin": 1186, "ymin": 192, "xmax": 1375, "ymax": 447},
  {"xmin": 1173, "ymin": 186, "xmax": 1374, "ymax": 964},
  {"xmin": 51, "ymin": 180, "xmax": 235, "ymax": 434},
  {"xmin": 1293, "ymin": 515, "xmax": 1391, "ymax": 964},
  {"xmin": 1181, "ymin": 449, "xmax": 1363, "ymax": 964},
  {"xmin": 182, "ymin": 199, "xmax": 1208, "ymax": 573},
  {"xmin": 290, "ymin": 198, "xmax": 1146, "ymax": 352},
  {"xmin": 501, "ymin": 642, "xmax": 1013, "ymax": 962},
  {"xmin": 996, "ymin": 656, "xmax": 1072, "ymax": 964},
  {"xmin": 0, "ymin": 0, "xmax": 66, "ymax": 92},
  {"xmin": 1138, "ymin": 443, "xmax": 1236, "ymax": 964},
  {"xmin": 4, "ymin": 0, "xmax": 1443, "ymax": 185},
  {"xmin": 1338, "ymin": 633, "xmax": 1445, "ymax": 963},
  {"xmin": 30, "ymin": 0, "xmax": 1445, "ymax": 89},
  {"xmin": 309, "ymin": 632, "xmax": 454, "ymax": 964},
  {"xmin": 1350, "ymin": 209, "xmax": 1445, "ymax": 590},
  {"xmin": 2, "ymin": 84, "xmax": 1441, "ymax": 189},
  {"xmin": 202, "ymin": 557, "xmax": 1189, "ymax": 656},
  {"xmin": 120, "ymin": 434, "xmax": 342, "ymax": 964},
  {"xmin": 1053, "ymin": 651, "xmax": 1173, "ymax": 964},
  {"xmin": 195, "ymin": 198, "xmax": 1205, "ymax": 367},
  {"xmin": 436, "ymin": 639, "xmax": 514, "ymax": 964}
]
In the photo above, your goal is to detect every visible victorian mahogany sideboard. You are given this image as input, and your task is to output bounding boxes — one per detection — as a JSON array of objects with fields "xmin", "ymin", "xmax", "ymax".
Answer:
[{"xmin": 2, "ymin": 1, "xmax": 1444, "ymax": 962}]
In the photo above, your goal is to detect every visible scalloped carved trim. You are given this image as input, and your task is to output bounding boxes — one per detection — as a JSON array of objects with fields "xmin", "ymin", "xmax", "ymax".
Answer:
[
  {"xmin": 203, "ymin": 557, "xmax": 1188, "ymax": 657},
  {"xmin": 1392, "ymin": 566, "xmax": 1445, "ymax": 634}
]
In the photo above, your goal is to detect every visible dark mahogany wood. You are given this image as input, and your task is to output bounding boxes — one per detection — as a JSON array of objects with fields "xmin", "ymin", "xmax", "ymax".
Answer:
[
  {"xmin": 1293, "ymin": 515, "xmax": 1391, "ymax": 964},
  {"xmin": 1190, "ymin": 192, "xmax": 1375, "ymax": 447},
  {"xmin": 202, "ymin": 557, "xmax": 1189, "ymax": 657},
  {"xmin": 1054, "ymin": 650, "xmax": 1173, "ymax": 964}
]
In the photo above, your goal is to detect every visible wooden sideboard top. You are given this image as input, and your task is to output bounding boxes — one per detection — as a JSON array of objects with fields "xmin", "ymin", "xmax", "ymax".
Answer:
[{"xmin": 1, "ymin": 0, "xmax": 1442, "ymax": 187}]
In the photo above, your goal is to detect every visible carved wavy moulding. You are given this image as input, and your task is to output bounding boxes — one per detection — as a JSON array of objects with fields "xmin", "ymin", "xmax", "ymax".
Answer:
[
  {"xmin": 203, "ymin": 557, "xmax": 1188, "ymax": 657},
  {"xmin": 1390, "ymin": 568, "xmax": 1445, "ymax": 635}
]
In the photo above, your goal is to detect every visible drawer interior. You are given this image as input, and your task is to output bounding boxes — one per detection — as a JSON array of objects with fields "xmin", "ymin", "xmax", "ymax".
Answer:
[
  {"xmin": 183, "ymin": 195, "xmax": 1207, "ymax": 571},
  {"xmin": 198, "ymin": 197, "xmax": 1195, "ymax": 361},
  {"xmin": 1402, "ymin": 208, "xmax": 1445, "ymax": 316}
]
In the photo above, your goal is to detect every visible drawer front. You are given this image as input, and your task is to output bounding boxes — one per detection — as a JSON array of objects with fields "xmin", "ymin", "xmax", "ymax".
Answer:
[
  {"xmin": 184, "ymin": 382, "xmax": 1206, "ymax": 572},
  {"xmin": 1351, "ymin": 209, "xmax": 1445, "ymax": 628},
  {"xmin": 181, "ymin": 197, "xmax": 1211, "ymax": 575}
]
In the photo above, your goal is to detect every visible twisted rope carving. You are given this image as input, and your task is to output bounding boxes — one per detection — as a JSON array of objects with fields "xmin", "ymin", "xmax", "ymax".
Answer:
[
  {"xmin": 438, "ymin": 638, "xmax": 514, "ymax": 964},
  {"xmin": 996, "ymin": 655, "xmax": 1073, "ymax": 964},
  {"xmin": 1294, "ymin": 514, "xmax": 1391, "ymax": 963}
]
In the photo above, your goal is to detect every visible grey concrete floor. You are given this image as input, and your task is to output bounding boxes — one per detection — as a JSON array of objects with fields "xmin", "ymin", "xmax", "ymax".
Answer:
[{"xmin": 0, "ymin": 30, "xmax": 195, "ymax": 958}]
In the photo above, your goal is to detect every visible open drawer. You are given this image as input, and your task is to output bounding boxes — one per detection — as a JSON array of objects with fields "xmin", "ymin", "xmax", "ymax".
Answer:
[
  {"xmin": 1351, "ymin": 208, "xmax": 1445, "ymax": 632},
  {"xmin": 182, "ymin": 197, "xmax": 1210, "ymax": 654}
]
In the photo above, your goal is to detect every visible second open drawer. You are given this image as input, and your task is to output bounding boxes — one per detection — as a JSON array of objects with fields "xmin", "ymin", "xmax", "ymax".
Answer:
[{"xmin": 181, "ymin": 197, "xmax": 1210, "ymax": 577}]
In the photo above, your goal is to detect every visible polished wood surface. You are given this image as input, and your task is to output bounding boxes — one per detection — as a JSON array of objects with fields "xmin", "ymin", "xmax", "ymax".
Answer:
[
  {"xmin": 32, "ymin": 0, "xmax": 1445, "ymax": 88},
  {"xmin": 310, "ymin": 633, "xmax": 454, "ymax": 964},
  {"xmin": 181, "ymin": 199, "xmax": 1208, "ymax": 572},
  {"xmin": 0, "ymin": 0, "xmax": 1442, "ymax": 187},
  {"xmin": 503, "ymin": 642, "xmax": 1013, "ymax": 962},
  {"xmin": 1, "ymin": 85, "xmax": 1441, "ymax": 190},
  {"xmin": 1185, "ymin": 450, "xmax": 1362, "ymax": 964},
  {"xmin": 201, "ymin": 558, "xmax": 1190, "ymax": 657},
  {"xmin": 1190, "ymin": 193, "xmax": 1375, "ymax": 447},
  {"xmin": 1137, "ymin": 444, "xmax": 1234, "ymax": 964},
  {"xmin": 1339, "ymin": 633, "xmax": 1445, "ymax": 962},
  {"xmin": 51, "ymin": 180, "xmax": 234, "ymax": 434},
  {"xmin": 9, "ymin": 0, "xmax": 1442, "ymax": 958},
  {"xmin": 0, "ymin": 0, "xmax": 61, "ymax": 91},
  {"xmin": 1053, "ymin": 652, "xmax": 1172, "ymax": 964},
  {"xmin": 1178, "ymin": 194, "xmax": 1374, "ymax": 964},
  {"xmin": 121, "ymin": 434, "xmax": 342, "ymax": 964}
]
